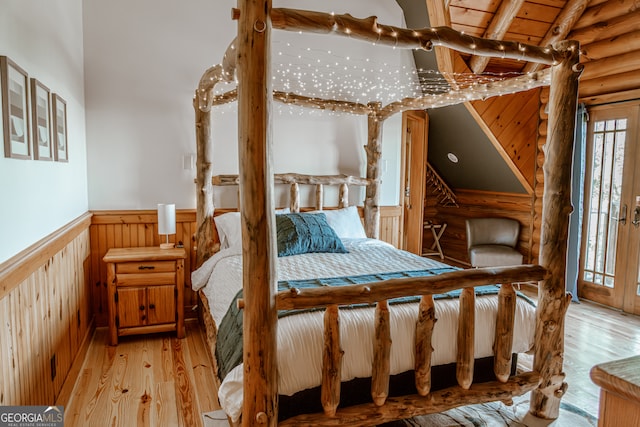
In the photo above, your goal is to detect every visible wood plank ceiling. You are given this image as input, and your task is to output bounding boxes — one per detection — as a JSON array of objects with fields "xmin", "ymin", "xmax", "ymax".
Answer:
[{"xmin": 431, "ymin": 0, "xmax": 640, "ymax": 105}]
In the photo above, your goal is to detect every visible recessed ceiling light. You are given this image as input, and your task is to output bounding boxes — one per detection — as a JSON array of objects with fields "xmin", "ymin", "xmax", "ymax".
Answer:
[{"xmin": 447, "ymin": 152, "xmax": 459, "ymax": 163}]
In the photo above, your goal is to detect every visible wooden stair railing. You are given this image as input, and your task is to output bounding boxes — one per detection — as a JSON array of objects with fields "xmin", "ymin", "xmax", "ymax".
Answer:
[{"xmin": 426, "ymin": 163, "xmax": 458, "ymax": 207}]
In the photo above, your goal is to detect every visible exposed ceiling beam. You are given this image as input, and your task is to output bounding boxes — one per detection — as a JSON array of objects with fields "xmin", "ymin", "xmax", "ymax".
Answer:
[
  {"xmin": 425, "ymin": 0, "xmax": 457, "ymax": 87},
  {"xmin": 522, "ymin": 0, "xmax": 589, "ymax": 73},
  {"xmin": 469, "ymin": 0, "xmax": 525, "ymax": 74}
]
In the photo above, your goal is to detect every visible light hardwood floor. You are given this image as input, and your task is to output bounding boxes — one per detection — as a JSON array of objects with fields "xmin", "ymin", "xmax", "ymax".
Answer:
[
  {"xmin": 519, "ymin": 287, "xmax": 640, "ymax": 419},
  {"xmin": 65, "ymin": 297, "xmax": 640, "ymax": 425},
  {"xmin": 64, "ymin": 320, "xmax": 220, "ymax": 427}
]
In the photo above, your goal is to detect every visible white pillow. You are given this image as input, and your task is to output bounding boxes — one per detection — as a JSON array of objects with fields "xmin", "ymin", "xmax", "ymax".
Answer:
[
  {"xmin": 214, "ymin": 212, "xmax": 241, "ymax": 250},
  {"xmin": 314, "ymin": 206, "xmax": 367, "ymax": 239},
  {"xmin": 214, "ymin": 208, "xmax": 291, "ymax": 249}
]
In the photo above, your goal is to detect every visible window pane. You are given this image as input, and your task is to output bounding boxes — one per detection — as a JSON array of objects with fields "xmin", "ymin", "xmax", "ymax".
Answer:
[
  {"xmin": 616, "ymin": 118, "xmax": 627, "ymax": 130},
  {"xmin": 605, "ymin": 276, "xmax": 614, "ymax": 288},
  {"xmin": 594, "ymin": 121, "xmax": 604, "ymax": 132},
  {"xmin": 584, "ymin": 119, "xmax": 627, "ymax": 288}
]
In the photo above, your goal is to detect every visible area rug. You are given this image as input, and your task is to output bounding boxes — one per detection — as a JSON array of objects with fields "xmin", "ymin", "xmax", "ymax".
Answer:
[{"xmin": 203, "ymin": 393, "xmax": 597, "ymax": 426}]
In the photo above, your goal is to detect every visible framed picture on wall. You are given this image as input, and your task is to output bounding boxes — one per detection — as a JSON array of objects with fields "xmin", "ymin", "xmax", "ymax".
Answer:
[
  {"xmin": 1, "ymin": 56, "xmax": 31, "ymax": 159},
  {"xmin": 31, "ymin": 79, "xmax": 53, "ymax": 161},
  {"xmin": 52, "ymin": 93, "xmax": 68, "ymax": 162}
]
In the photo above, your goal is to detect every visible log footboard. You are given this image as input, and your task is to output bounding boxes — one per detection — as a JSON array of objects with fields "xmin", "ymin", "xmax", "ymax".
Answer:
[
  {"xmin": 272, "ymin": 264, "xmax": 547, "ymax": 425},
  {"xmin": 279, "ymin": 372, "xmax": 541, "ymax": 426}
]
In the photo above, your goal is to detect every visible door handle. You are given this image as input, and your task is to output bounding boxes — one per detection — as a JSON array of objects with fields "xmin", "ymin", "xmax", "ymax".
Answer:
[
  {"xmin": 633, "ymin": 206, "xmax": 640, "ymax": 228},
  {"xmin": 614, "ymin": 204, "xmax": 627, "ymax": 225}
]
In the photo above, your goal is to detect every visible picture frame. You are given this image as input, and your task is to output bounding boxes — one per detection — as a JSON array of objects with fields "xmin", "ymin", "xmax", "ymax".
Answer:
[
  {"xmin": 1, "ymin": 56, "xmax": 31, "ymax": 159},
  {"xmin": 31, "ymin": 78, "xmax": 53, "ymax": 161},
  {"xmin": 52, "ymin": 93, "xmax": 68, "ymax": 162}
]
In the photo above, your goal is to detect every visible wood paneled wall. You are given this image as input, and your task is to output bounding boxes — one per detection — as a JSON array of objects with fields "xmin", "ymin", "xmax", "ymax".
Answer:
[
  {"xmin": 451, "ymin": 55, "xmax": 541, "ymax": 194},
  {"xmin": 424, "ymin": 189, "xmax": 535, "ymax": 265},
  {"xmin": 0, "ymin": 214, "xmax": 92, "ymax": 406},
  {"xmin": 88, "ymin": 207, "xmax": 403, "ymax": 327},
  {"xmin": 89, "ymin": 210, "xmax": 198, "ymax": 327},
  {"xmin": 379, "ymin": 206, "xmax": 403, "ymax": 248},
  {"xmin": 467, "ymin": 86, "xmax": 540, "ymax": 192}
]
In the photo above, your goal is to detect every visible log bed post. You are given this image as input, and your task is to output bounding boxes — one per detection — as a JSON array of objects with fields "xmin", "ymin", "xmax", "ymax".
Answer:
[
  {"xmin": 365, "ymin": 103, "xmax": 383, "ymax": 239},
  {"xmin": 195, "ymin": 40, "xmax": 237, "ymax": 267},
  {"xmin": 415, "ymin": 295, "xmax": 436, "ymax": 395},
  {"xmin": 529, "ymin": 39, "xmax": 582, "ymax": 419},
  {"xmin": 194, "ymin": 101, "xmax": 216, "ymax": 267},
  {"xmin": 237, "ymin": 0, "xmax": 278, "ymax": 425}
]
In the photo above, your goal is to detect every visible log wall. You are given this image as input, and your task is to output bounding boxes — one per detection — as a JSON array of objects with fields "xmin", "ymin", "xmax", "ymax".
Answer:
[
  {"xmin": 0, "ymin": 214, "xmax": 92, "ymax": 407},
  {"xmin": 424, "ymin": 189, "xmax": 534, "ymax": 265},
  {"xmin": 446, "ymin": 0, "xmax": 640, "ymax": 106},
  {"xmin": 571, "ymin": 0, "xmax": 640, "ymax": 104},
  {"xmin": 533, "ymin": 86, "xmax": 550, "ymax": 266}
]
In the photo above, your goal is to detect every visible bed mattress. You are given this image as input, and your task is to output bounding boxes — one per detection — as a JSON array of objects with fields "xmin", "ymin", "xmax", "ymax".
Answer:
[{"xmin": 192, "ymin": 238, "xmax": 536, "ymax": 422}]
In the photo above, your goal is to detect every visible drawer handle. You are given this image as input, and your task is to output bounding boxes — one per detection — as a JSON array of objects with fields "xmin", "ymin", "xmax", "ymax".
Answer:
[
  {"xmin": 138, "ymin": 265, "xmax": 155, "ymax": 270},
  {"xmin": 139, "ymin": 305, "xmax": 145, "ymax": 311},
  {"xmin": 149, "ymin": 304, "xmax": 155, "ymax": 310}
]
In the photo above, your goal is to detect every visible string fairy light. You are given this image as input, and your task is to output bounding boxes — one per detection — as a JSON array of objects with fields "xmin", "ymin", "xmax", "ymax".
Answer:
[{"xmin": 208, "ymin": 30, "xmax": 537, "ymax": 117}]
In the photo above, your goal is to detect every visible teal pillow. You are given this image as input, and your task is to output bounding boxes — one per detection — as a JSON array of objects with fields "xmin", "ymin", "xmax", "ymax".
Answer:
[{"xmin": 276, "ymin": 213, "xmax": 348, "ymax": 257}]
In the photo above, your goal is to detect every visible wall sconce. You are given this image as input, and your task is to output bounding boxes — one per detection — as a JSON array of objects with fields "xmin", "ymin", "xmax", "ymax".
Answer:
[{"xmin": 157, "ymin": 203, "xmax": 176, "ymax": 249}]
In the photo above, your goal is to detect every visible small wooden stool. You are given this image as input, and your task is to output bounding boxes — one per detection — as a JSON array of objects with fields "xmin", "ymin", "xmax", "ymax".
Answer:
[
  {"xmin": 591, "ymin": 355, "xmax": 640, "ymax": 427},
  {"xmin": 422, "ymin": 221, "xmax": 447, "ymax": 260}
]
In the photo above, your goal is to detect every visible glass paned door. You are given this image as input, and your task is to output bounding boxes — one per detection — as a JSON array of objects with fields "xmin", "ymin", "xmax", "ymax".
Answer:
[
  {"xmin": 579, "ymin": 103, "xmax": 640, "ymax": 314},
  {"xmin": 583, "ymin": 118, "xmax": 626, "ymax": 288}
]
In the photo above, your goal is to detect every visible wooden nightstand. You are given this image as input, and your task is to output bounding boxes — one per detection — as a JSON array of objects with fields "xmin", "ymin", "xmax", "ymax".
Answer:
[
  {"xmin": 104, "ymin": 246, "xmax": 186, "ymax": 346},
  {"xmin": 591, "ymin": 355, "xmax": 640, "ymax": 427}
]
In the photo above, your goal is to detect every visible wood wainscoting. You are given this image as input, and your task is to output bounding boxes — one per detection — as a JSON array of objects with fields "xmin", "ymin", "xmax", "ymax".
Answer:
[
  {"xmin": 424, "ymin": 189, "xmax": 535, "ymax": 265},
  {"xmin": 379, "ymin": 205, "xmax": 402, "ymax": 249},
  {"xmin": 89, "ymin": 207, "xmax": 404, "ymax": 328},
  {"xmin": 0, "ymin": 213, "xmax": 92, "ymax": 407}
]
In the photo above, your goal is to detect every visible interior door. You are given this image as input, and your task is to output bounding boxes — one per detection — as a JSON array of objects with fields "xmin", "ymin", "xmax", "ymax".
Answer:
[
  {"xmin": 579, "ymin": 103, "xmax": 640, "ymax": 314},
  {"xmin": 401, "ymin": 110, "xmax": 428, "ymax": 255}
]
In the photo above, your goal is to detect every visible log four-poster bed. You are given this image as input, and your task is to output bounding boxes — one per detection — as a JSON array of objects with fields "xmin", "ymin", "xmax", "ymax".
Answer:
[{"xmin": 192, "ymin": 3, "xmax": 580, "ymax": 426}]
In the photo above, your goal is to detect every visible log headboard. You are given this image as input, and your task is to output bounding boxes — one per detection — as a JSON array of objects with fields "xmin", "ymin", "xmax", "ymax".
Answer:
[
  {"xmin": 212, "ymin": 173, "xmax": 370, "ymax": 213},
  {"xmin": 207, "ymin": 173, "xmax": 371, "ymax": 256}
]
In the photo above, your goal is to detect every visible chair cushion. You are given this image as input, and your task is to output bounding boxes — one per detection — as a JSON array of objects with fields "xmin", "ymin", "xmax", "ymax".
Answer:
[
  {"xmin": 466, "ymin": 218, "xmax": 520, "ymax": 249},
  {"xmin": 469, "ymin": 244, "xmax": 523, "ymax": 268}
]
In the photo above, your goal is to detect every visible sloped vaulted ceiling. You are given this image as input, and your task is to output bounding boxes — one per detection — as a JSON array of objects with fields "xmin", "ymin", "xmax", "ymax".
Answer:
[{"xmin": 396, "ymin": 0, "xmax": 527, "ymax": 194}]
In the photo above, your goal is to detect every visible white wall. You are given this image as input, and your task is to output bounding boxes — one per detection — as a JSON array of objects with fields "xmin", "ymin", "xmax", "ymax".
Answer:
[
  {"xmin": 83, "ymin": 0, "xmax": 413, "ymax": 210},
  {"xmin": 0, "ymin": 0, "xmax": 88, "ymax": 264}
]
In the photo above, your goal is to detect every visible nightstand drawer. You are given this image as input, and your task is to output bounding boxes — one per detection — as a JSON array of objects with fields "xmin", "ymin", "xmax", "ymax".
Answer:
[
  {"xmin": 116, "ymin": 272, "xmax": 176, "ymax": 286},
  {"xmin": 116, "ymin": 261, "xmax": 176, "ymax": 274}
]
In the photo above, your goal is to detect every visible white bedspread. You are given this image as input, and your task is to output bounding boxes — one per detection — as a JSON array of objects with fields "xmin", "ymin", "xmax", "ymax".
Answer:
[{"xmin": 192, "ymin": 238, "xmax": 536, "ymax": 422}]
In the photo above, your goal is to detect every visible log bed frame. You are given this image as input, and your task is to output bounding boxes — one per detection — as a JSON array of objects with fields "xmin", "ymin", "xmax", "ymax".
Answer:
[{"xmin": 193, "ymin": 4, "xmax": 581, "ymax": 426}]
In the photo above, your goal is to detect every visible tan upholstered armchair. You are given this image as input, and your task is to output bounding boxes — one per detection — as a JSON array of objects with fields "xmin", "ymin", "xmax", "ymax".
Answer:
[{"xmin": 465, "ymin": 218, "xmax": 523, "ymax": 268}]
